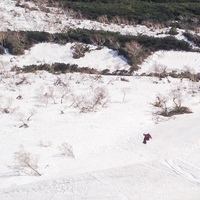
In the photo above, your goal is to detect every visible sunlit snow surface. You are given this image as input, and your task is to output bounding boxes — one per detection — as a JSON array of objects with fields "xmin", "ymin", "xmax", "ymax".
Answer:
[
  {"xmin": 0, "ymin": 0, "xmax": 200, "ymax": 200},
  {"xmin": 138, "ymin": 50, "xmax": 200, "ymax": 74}
]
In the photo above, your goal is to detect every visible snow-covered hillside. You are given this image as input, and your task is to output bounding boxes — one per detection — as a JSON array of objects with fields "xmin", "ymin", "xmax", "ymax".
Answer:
[{"xmin": 0, "ymin": 0, "xmax": 200, "ymax": 200}]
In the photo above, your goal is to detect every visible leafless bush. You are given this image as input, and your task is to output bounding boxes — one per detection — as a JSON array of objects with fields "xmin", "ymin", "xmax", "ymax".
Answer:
[
  {"xmin": 59, "ymin": 86, "xmax": 71, "ymax": 104},
  {"xmin": 152, "ymin": 63, "xmax": 167, "ymax": 80},
  {"xmin": 91, "ymin": 75, "xmax": 103, "ymax": 83},
  {"xmin": 70, "ymin": 43, "xmax": 90, "ymax": 59},
  {"xmin": 45, "ymin": 87, "xmax": 57, "ymax": 104},
  {"xmin": 121, "ymin": 87, "xmax": 130, "ymax": 103},
  {"xmin": 90, "ymin": 36, "xmax": 105, "ymax": 48},
  {"xmin": 79, "ymin": 87, "xmax": 109, "ymax": 113},
  {"xmin": 92, "ymin": 87, "xmax": 108, "ymax": 107},
  {"xmin": 0, "ymin": 97, "xmax": 16, "ymax": 114},
  {"xmin": 170, "ymin": 86, "xmax": 183, "ymax": 108},
  {"xmin": 125, "ymin": 41, "xmax": 142, "ymax": 57},
  {"xmin": 18, "ymin": 109, "xmax": 36, "ymax": 128},
  {"xmin": 15, "ymin": 76, "xmax": 29, "ymax": 85},
  {"xmin": 188, "ymin": 81, "xmax": 199, "ymax": 95},
  {"xmin": 97, "ymin": 15, "xmax": 109, "ymax": 24},
  {"xmin": 70, "ymin": 94, "xmax": 86, "ymax": 108},
  {"xmin": 152, "ymin": 87, "xmax": 192, "ymax": 117},
  {"xmin": 36, "ymin": 86, "xmax": 57, "ymax": 106},
  {"xmin": 183, "ymin": 65, "xmax": 198, "ymax": 82},
  {"xmin": 120, "ymin": 77, "xmax": 129, "ymax": 82},
  {"xmin": 152, "ymin": 95, "xmax": 169, "ymax": 116},
  {"xmin": 0, "ymin": 32, "xmax": 6, "ymax": 46},
  {"xmin": 55, "ymin": 78, "xmax": 71, "ymax": 104},
  {"xmin": 58, "ymin": 142, "xmax": 74, "ymax": 157},
  {"xmin": 11, "ymin": 145, "xmax": 41, "ymax": 176},
  {"xmin": 54, "ymin": 77, "xmax": 66, "ymax": 86},
  {"xmin": 67, "ymin": 87, "xmax": 109, "ymax": 113},
  {"xmin": 27, "ymin": 109, "xmax": 36, "ymax": 121}
]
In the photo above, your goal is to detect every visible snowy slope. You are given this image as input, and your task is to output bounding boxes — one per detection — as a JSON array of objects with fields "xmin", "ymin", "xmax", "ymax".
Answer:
[
  {"xmin": 0, "ymin": 0, "xmax": 200, "ymax": 200},
  {"xmin": 138, "ymin": 50, "xmax": 200, "ymax": 74},
  {"xmin": 1, "ymin": 43, "xmax": 130, "ymax": 73},
  {"xmin": 0, "ymin": 70, "xmax": 200, "ymax": 199}
]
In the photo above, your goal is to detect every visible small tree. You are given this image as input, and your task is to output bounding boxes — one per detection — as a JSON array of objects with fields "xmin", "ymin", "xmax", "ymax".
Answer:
[
  {"xmin": 121, "ymin": 87, "xmax": 130, "ymax": 103},
  {"xmin": 170, "ymin": 87, "xmax": 182, "ymax": 108},
  {"xmin": 12, "ymin": 145, "xmax": 41, "ymax": 176},
  {"xmin": 36, "ymin": 86, "xmax": 56, "ymax": 106},
  {"xmin": 70, "ymin": 43, "xmax": 90, "ymax": 59},
  {"xmin": 58, "ymin": 142, "xmax": 74, "ymax": 157},
  {"xmin": 152, "ymin": 89, "xmax": 192, "ymax": 117},
  {"xmin": 79, "ymin": 87, "xmax": 109, "ymax": 113},
  {"xmin": 153, "ymin": 95, "xmax": 169, "ymax": 116},
  {"xmin": 152, "ymin": 63, "xmax": 167, "ymax": 80},
  {"xmin": 168, "ymin": 87, "xmax": 192, "ymax": 116},
  {"xmin": 0, "ymin": 97, "xmax": 15, "ymax": 114},
  {"xmin": 18, "ymin": 109, "xmax": 36, "ymax": 128}
]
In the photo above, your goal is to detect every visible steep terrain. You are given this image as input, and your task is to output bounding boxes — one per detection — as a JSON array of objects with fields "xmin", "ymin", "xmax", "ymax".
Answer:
[{"xmin": 0, "ymin": 0, "xmax": 200, "ymax": 199}]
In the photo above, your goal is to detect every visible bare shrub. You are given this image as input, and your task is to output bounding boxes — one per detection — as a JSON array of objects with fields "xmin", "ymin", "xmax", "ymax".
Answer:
[
  {"xmin": 36, "ymin": 86, "xmax": 48, "ymax": 106},
  {"xmin": 11, "ymin": 145, "xmax": 41, "ymax": 176},
  {"xmin": 170, "ymin": 86, "xmax": 183, "ymax": 108},
  {"xmin": 188, "ymin": 80, "xmax": 199, "ymax": 95},
  {"xmin": 91, "ymin": 75, "xmax": 103, "ymax": 83},
  {"xmin": 152, "ymin": 63, "xmax": 167, "ymax": 80},
  {"xmin": 121, "ymin": 87, "xmax": 130, "ymax": 103},
  {"xmin": 54, "ymin": 78, "xmax": 71, "ymax": 104},
  {"xmin": 97, "ymin": 15, "xmax": 109, "ymax": 24},
  {"xmin": 153, "ymin": 95, "xmax": 169, "ymax": 116},
  {"xmin": 18, "ymin": 109, "xmax": 36, "ymax": 128},
  {"xmin": 92, "ymin": 87, "xmax": 108, "ymax": 107},
  {"xmin": 59, "ymin": 86, "xmax": 71, "ymax": 104},
  {"xmin": 70, "ymin": 43, "xmax": 90, "ymax": 59},
  {"xmin": 90, "ymin": 36, "xmax": 105, "ymax": 48},
  {"xmin": 120, "ymin": 77, "xmax": 129, "ymax": 82},
  {"xmin": 36, "ymin": 86, "xmax": 57, "ymax": 106},
  {"xmin": 182, "ymin": 65, "xmax": 198, "ymax": 82},
  {"xmin": 79, "ymin": 87, "xmax": 109, "ymax": 113},
  {"xmin": 58, "ymin": 142, "xmax": 74, "ymax": 157},
  {"xmin": 15, "ymin": 76, "xmax": 28, "ymax": 85},
  {"xmin": 27, "ymin": 109, "xmax": 36, "ymax": 121},
  {"xmin": 54, "ymin": 77, "xmax": 68, "ymax": 87},
  {"xmin": 0, "ymin": 32, "xmax": 6, "ymax": 46},
  {"xmin": 0, "ymin": 97, "xmax": 16, "ymax": 114},
  {"xmin": 45, "ymin": 87, "xmax": 57, "ymax": 104},
  {"xmin": 125, "ymin": 41, "xmax": 142, "ymax": 57},
  {"xmin": 168, "ymin": 106, "xmax": 192, "ymax": 116},
  {"xmin": 169, "ymin": 86, "xmax": 192, "ymax": 115},
  {"xmin": 69, "ymin": 94, "xmax": 85, "ymax": 109},
  {"xmin": 152, "ymin": 88, "xmax": 192, "ymax": 117}
]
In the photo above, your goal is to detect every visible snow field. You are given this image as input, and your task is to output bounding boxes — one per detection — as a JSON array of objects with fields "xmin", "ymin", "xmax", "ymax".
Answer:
[{"xmin": 0, "ymin": 0, "xmax": 200, "ymax": 199}]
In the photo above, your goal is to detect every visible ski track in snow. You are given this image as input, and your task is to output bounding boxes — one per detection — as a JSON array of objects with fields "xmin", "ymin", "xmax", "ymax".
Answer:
[
  {"xmin": 1, "ymin": 161, "xmax": 200, "ymax": 200},
  {"xmin": 163, "ymin": 159, "xmax": 200, "ymax": 186}
]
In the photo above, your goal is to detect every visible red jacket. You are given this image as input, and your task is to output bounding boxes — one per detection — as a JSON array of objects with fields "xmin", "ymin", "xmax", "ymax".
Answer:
[{"xmin": 143, "ymin": 133, "xmax": 152, "ymax": 140}]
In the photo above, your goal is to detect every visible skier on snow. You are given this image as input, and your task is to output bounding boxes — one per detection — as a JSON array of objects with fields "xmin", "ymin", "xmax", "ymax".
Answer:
[{"xmin": 143, "ymin": 133, "xmax": 152, "ymax": 144}]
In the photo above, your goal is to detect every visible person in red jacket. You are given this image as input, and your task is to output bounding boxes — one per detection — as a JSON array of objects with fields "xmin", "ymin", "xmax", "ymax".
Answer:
[{"xmin": 143, "ymin": 133, "xmax": 152, "ymax": 144}]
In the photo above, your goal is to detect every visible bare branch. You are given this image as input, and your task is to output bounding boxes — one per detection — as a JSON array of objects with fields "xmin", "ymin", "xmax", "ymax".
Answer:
[{"xmin": 11, "ymin": 145, "xmax": 41, "ymax": 176}]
